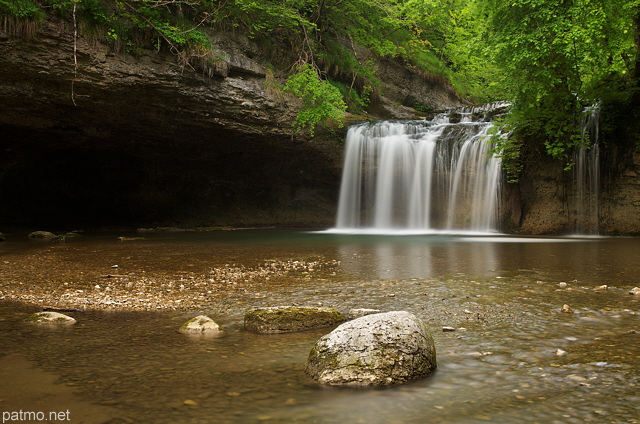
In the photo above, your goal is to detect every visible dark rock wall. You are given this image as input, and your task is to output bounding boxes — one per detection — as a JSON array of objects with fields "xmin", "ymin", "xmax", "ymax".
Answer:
[
  {"xmin": 0, "ymin": 16, "xmax": 466, "ymax": 229},
  {"xmin": 0, "ymin": 16, "xmax": 460, "ymax": 229},
  {"xmin": 9, "ymin": 19, "xmax": 637, "ymax": 234},
  {"xmin": 499, "ymin": 144, "xmax": 640, "ymax": 235},
  {"xmin": 0, "ymin": 21, "xmax": 299, "ymax": 228},
  {"xmin": 600, "ymin": 151, "xmax": 640, "ymax": 235}
]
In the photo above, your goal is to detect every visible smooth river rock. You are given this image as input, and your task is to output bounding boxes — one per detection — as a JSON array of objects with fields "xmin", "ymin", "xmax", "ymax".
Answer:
[
  {"xmin": 305, "ymin": 311, "xmax": 437, "ymax": 387},
  {"xmin": 244, "ymin": 306, "xmax": 345, "ymax": 334},
  {"xmin": 179, "ymin": 315, "xmax": 222, "ymax": 336},
  {"xmin": 26, "ymin": 311, "xmax": 76, "ymax": 324}
]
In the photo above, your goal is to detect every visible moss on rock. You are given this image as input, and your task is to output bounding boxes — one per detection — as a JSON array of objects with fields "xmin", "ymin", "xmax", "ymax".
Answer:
[
  {"xmin": 25, "ymin": 311, "xmax": 76, "ymax": 324},
  {"xmin": 244, "ymin": 306, "xmax": 345, "ymax": 334},
  {"xmin": 305, "ymin": 311, "xmax": 437, "ymax": 387}
]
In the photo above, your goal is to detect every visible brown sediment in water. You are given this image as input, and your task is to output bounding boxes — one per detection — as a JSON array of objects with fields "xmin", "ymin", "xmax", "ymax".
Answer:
[
  {"xmin": 0, "ymin": 245, "xmax": 339, "ymax": 311},
  {"xmin": 1, "ymin": 232, "xmax": 640, "ymax": 424},
  {"xmin": 0, "ymin": 354, "xmax": 118, "ymax": 421}
]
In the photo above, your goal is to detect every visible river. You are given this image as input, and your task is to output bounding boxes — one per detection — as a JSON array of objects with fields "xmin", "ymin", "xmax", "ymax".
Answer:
[{"xmin": 0, "ymin": 229, "xmax": 638, "ymax": 423}]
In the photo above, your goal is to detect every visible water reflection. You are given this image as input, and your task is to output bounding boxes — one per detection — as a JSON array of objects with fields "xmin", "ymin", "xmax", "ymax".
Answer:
[
  {"xmin": 1, "ymin": 230, "xmax": 639, "ymax": 424},
  {"xmin": 333, "ymin": 234, "xmax": 614, "ymax": 283},
  {"xmin": 337, "ymin": 237, "xmax": 497, "ymax": 280}
]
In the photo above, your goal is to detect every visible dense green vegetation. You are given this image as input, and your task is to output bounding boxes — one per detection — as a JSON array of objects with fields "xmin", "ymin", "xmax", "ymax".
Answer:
[
  {"xmin": 2, "ymin": 0, "xmax": 640, "ymax": 168},
  {"xmin": 480, "ymin": 0, "xmax": 640, "ymax": 180}
]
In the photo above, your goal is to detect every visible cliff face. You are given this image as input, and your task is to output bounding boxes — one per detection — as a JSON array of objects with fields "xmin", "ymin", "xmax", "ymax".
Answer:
[
  {"xmin": 600, "ymin": 152, "xmax": 640, "ymax": 234},
  {"xmin": 501, "ymin": 145, "xmax": 640, "ymax": 236},
  {"xmin": 0, "ymin": 18, "xmax": 463, "ymax": 229},
  {"xmin": 13, "ymin": 17, "xmax": 638, "ymax": 235}
]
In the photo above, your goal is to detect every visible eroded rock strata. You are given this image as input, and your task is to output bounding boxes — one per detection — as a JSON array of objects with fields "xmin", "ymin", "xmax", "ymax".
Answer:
[{"xmin": 0, "ymin": 18, "xmax": 462, "ymax": 228}]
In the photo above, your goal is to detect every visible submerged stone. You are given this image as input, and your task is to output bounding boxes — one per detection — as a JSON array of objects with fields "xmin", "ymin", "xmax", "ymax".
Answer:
[
  {"xmin": 179, "ymin": 315, "xmax": 222, "ymax": 335},
  {"xmin": 561, "ymin": 304, "xmax": 574, "ymax": 313},
  {"xmin": 26, "ymin": 311, "xmax": 76, "ymax": 324},
  {"xmin": 244, "ymin": 306, "xmax": 345, "ymax": 334},
  {"xmin": 305, "ymin": 311, "xmax": 437, "ymax": 387}
]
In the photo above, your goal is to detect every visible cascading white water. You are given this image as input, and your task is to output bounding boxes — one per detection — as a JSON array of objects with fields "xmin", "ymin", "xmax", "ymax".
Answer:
[
  {"xmin": 334, "ymin": 104, "xmax": 505, "ymax": 233},
  {"xmin": 572, "ymin": 106, "xmax": 600, "ymax": 235}
]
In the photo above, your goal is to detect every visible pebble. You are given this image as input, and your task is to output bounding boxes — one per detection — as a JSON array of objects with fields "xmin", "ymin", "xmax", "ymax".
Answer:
[
  {"xmin": 555, "ymin": 348, "xmax": 567, "ymax": 357},
  {"xmin": 1, "ymin": 258, "xmax": 337, "ymax": 311},
  {"xmin": 183, "ymin": 399, "xmax": 198, "ymax": 406},
  {"xmin": 594, "ymin": 285, "xmax": 608, "ymax": 291},
  {"xmin": 558, "ymin": 282, "xmax": 567, "ymax": 288},
  {"xmin": 561, "ymin": 304, "xmax": 573, "ymax": 313},
  {"xmin": 442, "ymin": 326, "xmax": 456, "ymax": 332},
  {"xmin": 629, "ymin": 287, "xmax": 640, "ymax": 295}
]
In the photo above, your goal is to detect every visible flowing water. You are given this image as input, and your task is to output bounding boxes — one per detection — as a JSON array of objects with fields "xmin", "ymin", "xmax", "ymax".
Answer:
[
  {"xmin": 336, "ymin": 104, "xmax": 505, "ymax": 233},
  {"xmin": 0, "ymin": 230, "xmax": 639, "ymax": 423},
  {"xmin": 572, "ymin": 106, "xmax": 601, "ymax": 235}
]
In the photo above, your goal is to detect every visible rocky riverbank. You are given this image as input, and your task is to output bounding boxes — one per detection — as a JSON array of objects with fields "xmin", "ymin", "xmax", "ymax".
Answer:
[{"xmin": 0, "ymin": 252, "xmax": 340, "ymax": 311}]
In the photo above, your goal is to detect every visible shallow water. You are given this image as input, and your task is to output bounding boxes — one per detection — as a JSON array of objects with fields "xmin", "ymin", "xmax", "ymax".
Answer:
[{"xmin": 0, "ymin": 230, "xmax": 639, "ymax": 423}]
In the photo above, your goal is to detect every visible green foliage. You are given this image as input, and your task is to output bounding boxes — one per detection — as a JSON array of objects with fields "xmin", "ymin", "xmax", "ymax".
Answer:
[
  {"xmin": 12, "ymin": 0, "xmax": 638, "ymax": 160},
  {"xmin": 330, "ymin": 81, "xmax": 373, "ymax": 113},
  {"xmin": 117, "ymin": 1, "xmax": 211, "ymax": 50},
  {"xmin": 413, "ymin": 103, "xmax": 433, "ymax": 114},
  {"xmin": 213, "ymin": 0, "xmax": 317, "ymax": 38},
  {"xmin": 0, "ymin": 0, "xmax": 44, "ymax": 20},
  {"xmin": 468, "ymin": 0, "xmax": 639, "ymax": 174},
  {"xmin": 284, "ymin": 64, "xmax": 347, "ymax": 136}
]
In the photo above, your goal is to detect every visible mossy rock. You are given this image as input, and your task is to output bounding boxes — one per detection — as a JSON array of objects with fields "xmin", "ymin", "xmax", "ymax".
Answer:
[
  {"xmin": 27, "ymin": 231, "xmax": 58, "ymax": 240},
  {"xmin": 305, "ymin": 311, "xmax": 437, "ymax": 387},
  {"xmin": 25, "ymin": 311, "xmax": 76, "ymax": 325},
  {"xmin": 244, "ymin": 306, "xmax": 345, "ymax": 334}
]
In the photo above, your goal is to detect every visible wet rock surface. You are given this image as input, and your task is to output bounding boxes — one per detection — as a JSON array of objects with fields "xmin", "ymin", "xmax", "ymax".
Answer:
[
  {"xmin": 305, "ymin": 311, "xmax": 437, "ymax": 386},
  {"xmin": 26, "ymin": 311, "xmax": 77, "ymax": 324},
  {"xmin": 346, "ymin": 308, "xmax": 382, "ymax": 320},
  {"xmin": 244, "ymin": 306, "xmax": 345, "ymax": 334},
  {"xmin": 178, "ymin": 315, "xmax": 222, "ymax": 335}
]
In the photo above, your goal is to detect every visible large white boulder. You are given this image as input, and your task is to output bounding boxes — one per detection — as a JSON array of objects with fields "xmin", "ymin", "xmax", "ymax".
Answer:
[{"xmin": 305, "ymin": 311, "xmax": 437, "ymax": 387}]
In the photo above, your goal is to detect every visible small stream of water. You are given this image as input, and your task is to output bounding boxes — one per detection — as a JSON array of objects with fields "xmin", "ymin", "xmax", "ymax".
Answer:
[{"xmin": 0, "ymin": 230, "xmax": 638, "ymax": 423}]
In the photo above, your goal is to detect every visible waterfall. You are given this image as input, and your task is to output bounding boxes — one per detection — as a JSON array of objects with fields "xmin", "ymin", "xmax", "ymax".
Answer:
[
  {"xmin": 572, "ymin": 106, "xmax": 600, "ymax": 235},
  {"xmin": 334, "ymin": 104, "xmax": 506, "ymax": 234}
]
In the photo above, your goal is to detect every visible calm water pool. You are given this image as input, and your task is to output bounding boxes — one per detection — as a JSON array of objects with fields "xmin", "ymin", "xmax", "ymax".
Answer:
[{"xmin": 0, "ymin": 229, "xmax": 638, "ymax": 423}]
